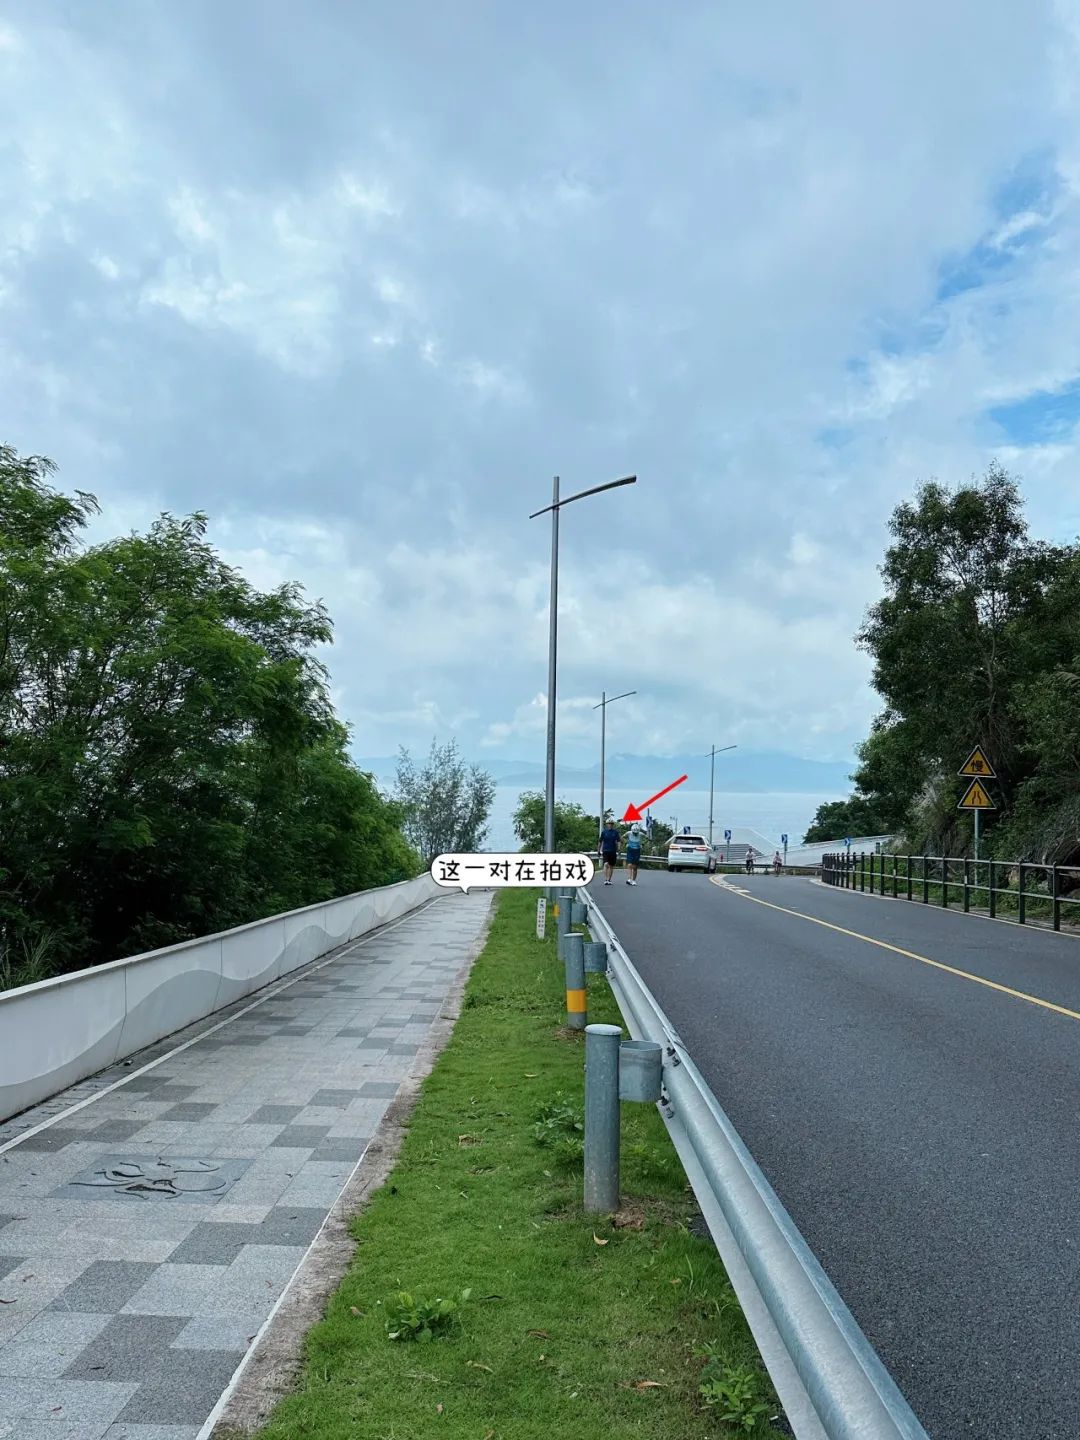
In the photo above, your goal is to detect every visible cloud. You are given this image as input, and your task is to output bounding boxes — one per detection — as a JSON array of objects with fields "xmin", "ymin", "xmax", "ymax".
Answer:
[{"xmin": 3, "ymin": 0, "xmax": 1080, "ymax": 780}]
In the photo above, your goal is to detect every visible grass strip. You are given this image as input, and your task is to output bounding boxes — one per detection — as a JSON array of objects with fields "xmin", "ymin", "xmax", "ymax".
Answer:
[{"xmin": 242, "ymin": 888, "xmax": 782, "ymax": 1439}]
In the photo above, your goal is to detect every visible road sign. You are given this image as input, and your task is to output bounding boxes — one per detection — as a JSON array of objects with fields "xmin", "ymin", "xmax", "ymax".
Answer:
[
  {"xmin": 958, "ymin": 778, "xmax": 996, "ymax": 810},
  {"xmin": 781, "ymin": 833, "xmax": 788, "ymax": 845},
  {"xmin": 959, "ymin": 746, "xmax": 996, "ymax": 779},
  {"xmin": 724, "ymin": 829, "xmax": 732, "ymax": 842},
  {"xmin": 536, "ymin": 897, "xmax": 547, "ymax": 939}
]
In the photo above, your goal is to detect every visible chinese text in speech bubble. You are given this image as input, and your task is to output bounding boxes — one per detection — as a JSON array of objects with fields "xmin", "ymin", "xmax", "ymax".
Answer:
[{"xmin": 431, "ymin": 853, "xmax": 595, "ymax": 893}]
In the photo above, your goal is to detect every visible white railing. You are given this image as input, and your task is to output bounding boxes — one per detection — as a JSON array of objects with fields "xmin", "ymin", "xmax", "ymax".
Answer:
[{"xmin": 0, "ymin": 872, "xmax": 438, "ymax": 1123}]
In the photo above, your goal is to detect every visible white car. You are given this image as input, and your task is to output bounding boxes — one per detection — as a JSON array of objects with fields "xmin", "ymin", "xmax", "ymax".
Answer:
[{"xmin": 667, "ymin": 833, "xmax": 717, "ymax": 873}]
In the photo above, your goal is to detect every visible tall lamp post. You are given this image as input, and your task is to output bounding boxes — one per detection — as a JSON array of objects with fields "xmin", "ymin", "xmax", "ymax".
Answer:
[
  {"xmin": 594, "ymin": 689, "xmax": 636, "ymax": 842},
  {"xmin": 529, "ymin": 475, "xmax": 637, "ymax": 854},
  {"xmin": 706, "ymin": 743, "xmax": 737, "ymax": 847}
]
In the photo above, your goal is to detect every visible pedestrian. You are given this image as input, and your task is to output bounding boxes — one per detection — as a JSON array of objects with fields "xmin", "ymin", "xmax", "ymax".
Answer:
[
  {"xmin": 625, "ymin": 824, "xmax": 643, "ymax": 885},
  {"xmin": 598, "ymin": 818, "xmax": 620, "ymax": 885},
  {"xmin": 773, "ymin": 850, "xmax": 782, "ymax": 875},
  {"xmin": 744, "ymin": 845, "xmax": 755, "ymax": 874}
]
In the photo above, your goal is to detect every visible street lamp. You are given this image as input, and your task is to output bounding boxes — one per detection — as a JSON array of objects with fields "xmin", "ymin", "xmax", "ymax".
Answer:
[
  {"xmin": 706, "ymin": 743, "xmax": 737, "ymax": 847},
  {"xmin": 529, "ymin": 475, "xmax": 637, "ymax": 853},
  {"xmin": 593, "ymin": 689, "xmax": 636, "ymax": 842}
]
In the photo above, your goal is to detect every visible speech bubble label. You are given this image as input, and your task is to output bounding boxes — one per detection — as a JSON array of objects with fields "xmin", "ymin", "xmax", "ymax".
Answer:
[{"xmin": 431, "ymin": 853, "xmax": 595, "ymax": 894}]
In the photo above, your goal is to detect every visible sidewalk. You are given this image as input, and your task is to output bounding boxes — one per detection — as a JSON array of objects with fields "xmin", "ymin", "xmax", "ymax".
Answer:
[{"xmin": 0, "ymin": 890, "xmax": 493, "ymax": 1440}]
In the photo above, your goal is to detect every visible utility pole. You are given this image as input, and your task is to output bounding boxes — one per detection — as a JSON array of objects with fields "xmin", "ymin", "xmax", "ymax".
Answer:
[
  {"xmin": 530, "ymin": 475, "xmax": 637, "ymax": 854},
  {"xmin": 594, "ymin": 689, "xmax": 635, "ymax": 843},
  {"xmin": 544, "ymin": 477, "xmax": 559, "ymax": 854},
  {"xmin": 706, "ymin": 744, "xmax": 737, "ymax": 847}
]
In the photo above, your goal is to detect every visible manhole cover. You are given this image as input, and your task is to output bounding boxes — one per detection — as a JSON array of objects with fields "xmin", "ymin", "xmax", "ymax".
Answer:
[{"xmin": 53, "ymin": 1154, "xmax": 251, "ymax": 1203}]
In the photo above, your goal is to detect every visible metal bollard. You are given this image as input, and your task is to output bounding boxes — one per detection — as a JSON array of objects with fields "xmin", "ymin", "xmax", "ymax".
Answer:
[
  {"xmin": 564, "ymin": 932, "xmax": 586, "ymax": 1029},
  {"xmin": 618, "ymin": 1040, "xmax": 663, "ymax": 1102},
  {"xmin": 584, "ymin": 1023, "xmax": 621, "ymax": 1212},
  {"xmin": 583, "ymin": 940, "xmax": 608, "ymax": 975},
  {"xmin": 570, "ymin": 898, "xmax": 587, "ymax": 926},
  {"xmin": 557, "ymin": 897, "xmax": 573, "ymax": 937}
]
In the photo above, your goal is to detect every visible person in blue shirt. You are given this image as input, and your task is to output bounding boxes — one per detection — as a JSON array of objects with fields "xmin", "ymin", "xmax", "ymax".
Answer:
[
  {"xmin": 625, "ymin": 825, "xmax": 643, "ymax": 885},
  {"xmin": 598, "ymin": 821, "xmax": 620, "ymax": 884}
]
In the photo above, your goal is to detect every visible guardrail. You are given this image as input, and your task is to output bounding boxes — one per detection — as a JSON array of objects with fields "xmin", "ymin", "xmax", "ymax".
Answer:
[
  {"xmin": 579, "ymin": 885, "xmax": 929, "ymax": 1440},
  {"xmin": 822, "ymin": 851, "xmax": 1080, "ymax": 930},
  {"xmin": 0, "ymin": 872, "xmax": 439, "ymax": 1123}
]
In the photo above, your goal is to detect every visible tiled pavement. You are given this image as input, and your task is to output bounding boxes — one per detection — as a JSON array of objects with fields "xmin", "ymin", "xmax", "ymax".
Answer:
[{"xmin": 0, "ymin": 891, "xmax": 492, "ymax": 1440}]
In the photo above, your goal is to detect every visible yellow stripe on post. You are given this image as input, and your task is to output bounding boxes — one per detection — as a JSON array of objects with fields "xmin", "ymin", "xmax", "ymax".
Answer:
[{"xmin": 566, "ymin": 988, "xmax": 587, "ymax": 1013}]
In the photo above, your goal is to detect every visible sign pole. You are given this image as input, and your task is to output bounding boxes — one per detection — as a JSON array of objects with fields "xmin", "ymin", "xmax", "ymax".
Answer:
[{"xmin": 974, "ymin": 807, "xmax": 980, "ymax": 863}]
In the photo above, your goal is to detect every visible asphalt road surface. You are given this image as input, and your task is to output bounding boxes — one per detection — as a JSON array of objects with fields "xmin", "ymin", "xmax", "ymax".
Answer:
[{"xmin": 590, "ymin": 868, "xmax": 1080, "ymax": 1440}]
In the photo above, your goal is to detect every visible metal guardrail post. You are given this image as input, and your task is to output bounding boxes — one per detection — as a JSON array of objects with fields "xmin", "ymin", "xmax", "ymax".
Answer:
[
  {"xmin": 989, "ymin": 860, "xmax": 996, "ymax": 918},
  {"xmin": 565, "ymin": 932, "xmax": 587, "ymax": 1030},
  {"xmin": 1053, "ymin": 865, "xmax": 1061, "ymax": 932},
  {"xmin": 922, "ymin": 854, "xmax": 929, "ymax": 905},
  {"xmin": 963, "ymin": 858, "xmax": 970, "ymax": 913},
  {"xmin": 906, "ymin": 855, "xmax": 913, "ymax": 902},
  {"xmin": 556, "ymin": 894, "xmax": 572, "ymax": 960},
  {"xmin": 584, "ymin": 1023, "xmax": 621, "ymax": 1213},
  {"xmin": 619, "ymin": 1039, "xmax": 663, "ymax": 1102},
  {"xmin": 941, "ymin": 858, "xmax": 948, "ymax": 908},
  {"xmin": 584, "ymin": 940, "xmax": 608, "ymax": 974},
  {"xmin": 1018, "ymin": 864, "xmax": 1027, "ymax": 925}
]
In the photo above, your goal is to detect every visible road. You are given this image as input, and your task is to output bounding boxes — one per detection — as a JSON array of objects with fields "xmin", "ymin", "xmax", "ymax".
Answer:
[{"xmin": 590, "ymin": 868, "xmax": 1080, "ymax": 1440}]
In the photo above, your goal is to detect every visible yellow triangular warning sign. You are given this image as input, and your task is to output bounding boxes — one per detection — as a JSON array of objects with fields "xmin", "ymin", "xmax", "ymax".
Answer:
[
  {"xmin": 959, "ymin": 745, "xmax": 996, "ymax": 779},
  {"xmin": 958, "ymin": 777, "xmax": 996, "ymax": 810}
]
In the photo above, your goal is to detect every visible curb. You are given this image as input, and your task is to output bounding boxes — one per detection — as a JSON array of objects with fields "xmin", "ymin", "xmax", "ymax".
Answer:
[{"xmin": 205, "ymin": 891, "xmax": 498, "ymax": 1438}]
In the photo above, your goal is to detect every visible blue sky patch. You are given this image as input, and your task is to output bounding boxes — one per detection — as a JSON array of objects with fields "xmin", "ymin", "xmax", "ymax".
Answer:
[
  {"xmin": 986, "ymin": 378, "xmax": 1080, "ymax": 444},
  {"xmin": 935, "ymin": 148, "xmax": 1059, "ymax": 303}
]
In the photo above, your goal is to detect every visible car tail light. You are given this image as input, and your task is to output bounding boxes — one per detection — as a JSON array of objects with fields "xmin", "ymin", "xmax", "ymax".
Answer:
[{"xmin": 695, "ymin": 845, "xmax": 708, "ymax": 852}]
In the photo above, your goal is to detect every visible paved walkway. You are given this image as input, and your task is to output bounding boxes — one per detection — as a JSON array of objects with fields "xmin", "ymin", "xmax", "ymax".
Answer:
[{"xmin": 0, "ymin": 891, "xmax": 492, "ymax": 1440}]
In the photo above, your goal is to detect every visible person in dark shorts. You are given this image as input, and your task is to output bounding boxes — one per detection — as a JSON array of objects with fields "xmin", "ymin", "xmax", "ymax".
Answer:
[
  {"xmin": 625, "ymin": 825, "xmax": 643, "ymax": 885},
  {"xmin": 599, "ymin": 820, "xmax": 620, "ymax": 884}
]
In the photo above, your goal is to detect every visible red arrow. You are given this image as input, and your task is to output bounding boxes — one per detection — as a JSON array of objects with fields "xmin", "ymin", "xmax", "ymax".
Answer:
[{"xmin": 622, "ymin": 774, "xmax": 688, "ymax": 822}]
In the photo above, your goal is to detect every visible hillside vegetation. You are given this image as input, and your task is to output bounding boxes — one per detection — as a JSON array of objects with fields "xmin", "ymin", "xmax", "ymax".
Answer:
[
  {"xmin": 0, "ymin": 445, "xmax": 420, "ymax": 987},
  {"xmin": 804, "ymin": 462, "xmax": 1080, "ymax": 863}
]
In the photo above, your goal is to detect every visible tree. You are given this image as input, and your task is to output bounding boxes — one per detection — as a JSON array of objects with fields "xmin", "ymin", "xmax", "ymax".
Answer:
[
  {"xmin": 828, "ymin": 460, "xmax": 1080, "ymax": 860},
  {"xmin": 857, "ymin": 462, "xmax": 1061, "ymax": 811},
  {"xmin": 0, "ymin": 443, "xmax": 419, "ymax": 982},
  {"xmin": 511, "ymin": 792, "xmax": 600, "ymax": 852},
  {"xmin": 802, "ymin": 796, "xmax": 893, "ymax": 844},
  {"xmin": 394, "ymin": 739, "xmax": 496, "ymax": 865}
]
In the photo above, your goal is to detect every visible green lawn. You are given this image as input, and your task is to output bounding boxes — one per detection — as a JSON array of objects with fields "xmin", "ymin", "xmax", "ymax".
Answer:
[{"xmin": 238, "ymin": 888, "xmax": 781, "ymax": 1440}]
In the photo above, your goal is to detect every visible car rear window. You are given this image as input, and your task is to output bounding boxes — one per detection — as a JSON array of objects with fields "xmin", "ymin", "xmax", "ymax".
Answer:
[{"xmin": 671, "ymin": 835, "xmax": 706, "ymax": 845}]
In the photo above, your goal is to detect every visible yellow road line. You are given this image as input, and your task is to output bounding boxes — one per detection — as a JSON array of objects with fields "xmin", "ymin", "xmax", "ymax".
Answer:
[{"xmin": 708, "ymin": 876, "xmax": 1080, "ymax": 1025}]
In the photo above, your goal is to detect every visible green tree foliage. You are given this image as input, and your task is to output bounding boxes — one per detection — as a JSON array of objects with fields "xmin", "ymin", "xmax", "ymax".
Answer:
[
  {"xmin": 511, "ymin": 794, "xmax": 673, "ymax": 857},
  {"xmin": 830, "ymin": 461, "xmax": 1080, "ymax": 860},
  {"xmin": 802, "ymin": 796, "xmax": 893, "ymax": 844},
  {"xmin": 394, "ymin": 739, "xmax": 496, "ymax": 864},
  {"xmin": 0, "ymin": 444, "xmax": 419, "ymax": 983},
  {"xmin": 511, "ymin": 792, "xmax": 601, "ymax": 852}
]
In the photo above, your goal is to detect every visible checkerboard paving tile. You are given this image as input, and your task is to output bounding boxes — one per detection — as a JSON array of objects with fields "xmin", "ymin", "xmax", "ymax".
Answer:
[
  {"xmin": 103, "ymin": 1426, "xmax": 202, "ymax": 1440},
  {"xmin": 0, "ymin": 891, "xmax": 491, "ymax": 1435}
]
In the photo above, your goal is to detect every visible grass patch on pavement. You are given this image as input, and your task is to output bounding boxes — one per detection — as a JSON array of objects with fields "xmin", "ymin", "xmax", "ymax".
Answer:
[{"xmin": 246, "ymin": 888, "xmax": 782, "ymax": 1439}]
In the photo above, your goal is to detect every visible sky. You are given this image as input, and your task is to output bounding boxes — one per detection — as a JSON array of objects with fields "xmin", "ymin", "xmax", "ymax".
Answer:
[{"xmin": 4, "ymin": 0, "xmax": 1080, "ymax": 774}]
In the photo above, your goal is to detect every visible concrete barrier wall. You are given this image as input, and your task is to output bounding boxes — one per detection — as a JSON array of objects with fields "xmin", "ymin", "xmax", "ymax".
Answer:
[{"xmin": 0, "ymin": 872, "xmax": 439, "ymax": 1124}]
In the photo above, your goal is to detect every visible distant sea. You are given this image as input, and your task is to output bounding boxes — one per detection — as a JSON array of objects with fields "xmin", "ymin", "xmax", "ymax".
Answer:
[{"xmin": 477, "ymin": 786, "xmax": 842, "ymax": 852}]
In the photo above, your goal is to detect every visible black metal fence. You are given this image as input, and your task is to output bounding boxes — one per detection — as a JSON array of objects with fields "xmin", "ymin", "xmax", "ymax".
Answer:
[{"xmin": 822, "ymin": 851, "xmax": 1080, "ymax": 931}]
